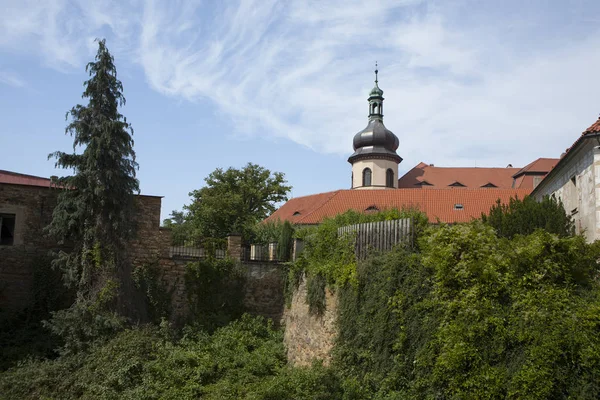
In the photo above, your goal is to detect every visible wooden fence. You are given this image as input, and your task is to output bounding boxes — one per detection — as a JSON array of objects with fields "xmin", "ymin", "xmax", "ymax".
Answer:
[{"xmin": 337, "ymin": 218, "xmax": 413, "ymax": 259}]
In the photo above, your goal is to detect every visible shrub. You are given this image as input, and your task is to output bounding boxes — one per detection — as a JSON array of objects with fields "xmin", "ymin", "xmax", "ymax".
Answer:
[
  {"xmin": 185, "ymin": 257, "xmax": 246, "ymax": 331},
  {"xmin": 482, "ymin": 195, "xmax": 574, "ymax": 238}
]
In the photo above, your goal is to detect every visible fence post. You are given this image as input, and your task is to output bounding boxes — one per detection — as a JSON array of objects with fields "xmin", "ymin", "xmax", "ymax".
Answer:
[
  {"xmin": 227, "ymin": 233, "xmax": 242, "ymax": 261},
  {"xmin": 269, "ymin": 242, "xmax": 278, "ymax": 261},
  {"xmin": 292, "ymin": 238, "xmax": 304, "ymax": 261}
]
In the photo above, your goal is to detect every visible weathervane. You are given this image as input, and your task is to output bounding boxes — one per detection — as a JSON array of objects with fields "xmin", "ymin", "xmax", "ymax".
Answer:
[{"xmin": 375, "ymin": 61, "xmax": 379, "ymax": 84}]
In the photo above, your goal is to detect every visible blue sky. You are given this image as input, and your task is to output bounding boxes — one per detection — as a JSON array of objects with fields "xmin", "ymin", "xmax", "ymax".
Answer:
[{"xmin": 1, "ymin": 0, "xmax": 600, "ymax": 221}]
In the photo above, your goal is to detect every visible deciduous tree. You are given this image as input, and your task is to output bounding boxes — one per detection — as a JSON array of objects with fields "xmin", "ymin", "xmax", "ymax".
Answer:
[{"xmin": 170, "ymin": 163, "xmax": 291, "ymax": 241}]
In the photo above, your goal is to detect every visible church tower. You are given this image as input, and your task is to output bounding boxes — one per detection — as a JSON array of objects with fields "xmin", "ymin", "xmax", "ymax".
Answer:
[{"xmin": 348, "ymin": 66, "xmax": 402, "ymax": 189}]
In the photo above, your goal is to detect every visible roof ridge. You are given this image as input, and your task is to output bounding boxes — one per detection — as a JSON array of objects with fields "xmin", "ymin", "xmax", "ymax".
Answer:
[
  {"xmin": 297, "ymin": 190, "xmax": 342, "ymax": 223},
  {"xmin": 0, "ymin": 170, "xmax": 51, "ymax": 181},
  {"xmin": 288, "ymin": 189, "xmax": 341, "ymax": 201}
]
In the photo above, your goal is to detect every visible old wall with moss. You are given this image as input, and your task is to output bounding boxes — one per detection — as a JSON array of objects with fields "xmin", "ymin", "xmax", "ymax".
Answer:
[{"xmin": 283, "ymin": 274, "xmax": 338, "ymax": 366}]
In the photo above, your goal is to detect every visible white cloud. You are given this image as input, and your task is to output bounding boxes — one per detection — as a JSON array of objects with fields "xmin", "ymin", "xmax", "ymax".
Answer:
[
  {"xmin": 0, "ymin": 69, "xmax": 25, "ymax": 87},
  {"xmin": 1, "ymin": 0, "xmax": 599, "ymax": 169}
]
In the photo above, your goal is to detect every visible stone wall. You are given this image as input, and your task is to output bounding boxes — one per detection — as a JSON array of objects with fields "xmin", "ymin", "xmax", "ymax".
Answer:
[
  {"xmin": 0, "ymin": 183, "xmax": 189, "ymax": 317},
  {"xmin": 0, "ymin": 182, "xmax": 288, "ymax": 324},
  {"xmin": 533, "ymin": 141, "xmax": 597, "ymax": 242},
  {"xmin": 283, "ymin": 275, "xmax": 338, "ymax": 366},
  {"xmin": 242, "ymin": 262, "xmax": 285, "ymax": 323},
  {"xmin": 0, "ymin": 183, "xmax": 62, "ymax": 311}
]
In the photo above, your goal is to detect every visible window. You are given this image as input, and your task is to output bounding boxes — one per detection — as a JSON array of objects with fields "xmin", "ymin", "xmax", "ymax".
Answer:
[
  {"xmin": 481, "ymin": 182, "xmax": 497, "ymax": 188},
  {"xmin": 533, "ymin": 176, "xmax": 543, "ymax": 189},
  {"xmin": 386, "ymin": 169, "xmax": 395, "ymax": 188},
  {"xmin": 0, "ymin": 214, "xmax": 16, "ymax": 245},
  {"xmin": 365, "ymin": 205, "xmax": 379, "ymax": 212},
  {"xmin": 415, "ymin": 180, "xmax": 433, "ymax": 186},
  {"xmin": 362, "ymin": 168, "xmax": 372, "ymax": 187},
  {"xmin": 454, "ymin": 204, "xmax": 464, "ymax": 210},
  {"xmin": 449, "ymin": 181, "xmax": 466, "ymax": 187},
  {"xmin": 293, "ymin": 211, "xmax": 301, "ymax": 216}
]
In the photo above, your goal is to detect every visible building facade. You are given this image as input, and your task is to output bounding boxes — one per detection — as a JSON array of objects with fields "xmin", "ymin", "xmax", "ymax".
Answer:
[
  {"xmin": 0, "ymin": 170, "xmax": 178, "ymax": 313},
  {"xmin": 531, "ymin": 118, "xmax": 600, "ymax": 242}
]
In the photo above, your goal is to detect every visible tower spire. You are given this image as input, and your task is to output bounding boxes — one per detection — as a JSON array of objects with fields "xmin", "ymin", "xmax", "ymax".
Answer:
[{"xmin": 368, "ymin": 63, "xmax": 384, "ymax": 120}]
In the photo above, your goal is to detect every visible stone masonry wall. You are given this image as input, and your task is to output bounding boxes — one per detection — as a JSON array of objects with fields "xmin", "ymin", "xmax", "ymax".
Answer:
[
  {"xmin": 0, "ymin": 184, "xmax": 62, "ymax": 311},
  {"xmin": 283, "ymin": 275, "xmax": 338, "ymax": 366},
  {"xmin": 1, "ymin": 182, "xmax": 287, "ymax": 324},
  {"xmin": 0, "ymin": 183, "xmax": 189, "ymax": 318},
  {"xmin": 242, "ymin": 262, "xmax": 285, "ymax": 323},
  {"xmin": 533, "ymin": 141, "xmax": 597, "ymax": 242},
  {"xmin": 129, "ymin": 196, "xmax": 188, "ymax": 320}
]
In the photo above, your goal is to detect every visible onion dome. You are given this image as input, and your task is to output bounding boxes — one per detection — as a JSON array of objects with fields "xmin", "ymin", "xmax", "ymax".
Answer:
[{"xmin": 348, "ymin": 65, "xmax": 402, "ymax": 164}]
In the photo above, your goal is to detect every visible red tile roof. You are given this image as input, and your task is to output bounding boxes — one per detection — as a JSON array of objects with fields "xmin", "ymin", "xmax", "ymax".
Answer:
[
  {"xmin": 398, "ymin": 163, "xmax": 521, "ymax": 189},
  {"xmin": 266, "ymin": 188, "xmax": 532, "ymax": 225},
  {"xmin": 0, "ymin": 170, "xmax": 52, "ymax": 187},
  {"xmin": 513, "ymin": 158, "xmax": 558, "ymax": 177},
  {"xmin": 584, "ymin": 117, "xmax": 600, "ymax": 133}
]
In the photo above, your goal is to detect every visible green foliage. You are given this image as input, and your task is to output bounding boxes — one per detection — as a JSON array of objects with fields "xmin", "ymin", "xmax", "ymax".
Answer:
[
  {"xmin": 45, "ymin": 38, "xmax": 142, "ymax": 346},
  {"xmin": 45, "ymin": 293, "xmax": 127, "ymax": 356},
  {"xmin": 482, "ymin": 195, "xmax": 574, "ymax": 238},
  {"xmin": 185, "ymin": 258, "xmax": 246, "ymax": 331},
  {"xmin": 306, "ymin": 273, "xmax": 327, "ymax": 316},
  {"xmin": 333, "ymin": 222, "xmax": 600, "ymax": 399},
  {"xmin": 252, "ymin": 220, "xmax": 284, "ymax": 245},
  {"xmin": 277, "ymin": 221, "xmax": 294, "ymax": 262},
  {"xmin": 335, "ymin": 247, "xmax": 424, "ymax": 392},
  {"xmin": 0, "ymin": 255, "xmax": 73, "ymax": 370},
  {"xmin": 162, "ymin": 210, "xmax": 192, "ymax": 245},
  {"xmin": 297, "ymin": 208, "xmax": 427, "ymax": 287},
  {"xmin": 0, "ymin": 315, "xmax": 345, "ymax": 400},
  {"xmin": 132, "ymin": 260, "xmax": 172, "ymax": 323},
  {"xmin": 173, "ymin": 163, "xmax": 291, "ymax": 240}
]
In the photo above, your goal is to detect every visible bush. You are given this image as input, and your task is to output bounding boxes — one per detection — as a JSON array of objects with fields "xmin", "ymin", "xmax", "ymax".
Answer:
[
  {"xmin": 0, "ymin": 254, "xmax": 73, "ymax": 370},
  {"xmin": 185, "ymin": 257, "xmax": 246, "ymax": 331},
  {"xmin": 0, "ymin": 315, "xmax": 290, "ymax": 400},
  {"xmin": 482, "ymin": 195, "xmax": 574, "ymax": 238}
]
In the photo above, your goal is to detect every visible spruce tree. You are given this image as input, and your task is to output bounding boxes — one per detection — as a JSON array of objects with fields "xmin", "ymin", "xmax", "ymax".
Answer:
[{"xmin": 46, "ymin": 39, "xmax": 140, "ymax": 351}]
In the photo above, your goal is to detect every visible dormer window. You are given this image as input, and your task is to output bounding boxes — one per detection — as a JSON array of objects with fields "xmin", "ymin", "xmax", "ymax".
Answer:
[
  {"xmin": 416, "ymin": 180, "xmax": 433, "ymax": 186},
  {"xmin": 365, "ymin": 205, "xmax": 379, "ymax": 212},
  {"xmin": 454, "ymin": 204, "xmax": 464, "ymax": 210},
  {"xmin": 449, "ymin": 181, "xmax": 466, "ymax": 187},
  {"xmin": 481, "ymin": 182, "xmax": 497, "ymax": 188},
  {"xmin": 293, "ymin": 211, "xmax": 301, "ymax": 216}
]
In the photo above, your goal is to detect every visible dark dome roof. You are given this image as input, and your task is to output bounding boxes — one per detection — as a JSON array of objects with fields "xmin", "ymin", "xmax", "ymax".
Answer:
[
  {"xmin": 369, "ymin": 84, "xmax": 383, "ymax": 97},
  {"xmin": 348, "ymin": 119, "xmax": 401, "ymax": 163}
]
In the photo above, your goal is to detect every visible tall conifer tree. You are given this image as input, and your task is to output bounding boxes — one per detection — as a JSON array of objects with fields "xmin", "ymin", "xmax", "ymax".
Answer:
[{"xmin": 46, "ymin": 39, "xmax": 139, "ymax": 346}]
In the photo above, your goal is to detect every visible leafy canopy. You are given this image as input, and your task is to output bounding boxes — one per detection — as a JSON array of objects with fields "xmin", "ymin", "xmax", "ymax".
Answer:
[{"xmin": 169, "ymin": 163, "xmax": 291, "ymax": 241}]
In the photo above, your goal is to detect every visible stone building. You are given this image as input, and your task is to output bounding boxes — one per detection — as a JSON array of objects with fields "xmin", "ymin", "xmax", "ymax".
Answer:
[
  {"xmin": 531, "ymin": 117, "xmax": 600, "ymax": 242},
  {"xmin": 0, "ymin": 170, "xmax": 177, "ymax": 313},
  {"xmin": 0, "ymin": 170, "xmax": 285, "ymax": 321}
]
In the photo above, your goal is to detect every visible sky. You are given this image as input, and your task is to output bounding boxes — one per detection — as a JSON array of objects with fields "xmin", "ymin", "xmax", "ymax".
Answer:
[{"xmin": 1, "ymin": 0, "xmax": 600, "ymax": 221}]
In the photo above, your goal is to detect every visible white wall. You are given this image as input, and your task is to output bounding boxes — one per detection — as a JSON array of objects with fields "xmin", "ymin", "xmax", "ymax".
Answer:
[
  {"xmin": 352, "ymin": 158, "xmax": 398, "ymax": 189},
  {"xmin": 534, "ymin": 141, "xmax": 598, "ymax": 242}
]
